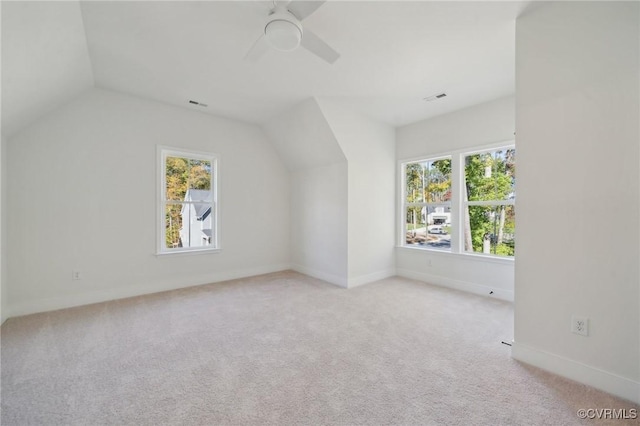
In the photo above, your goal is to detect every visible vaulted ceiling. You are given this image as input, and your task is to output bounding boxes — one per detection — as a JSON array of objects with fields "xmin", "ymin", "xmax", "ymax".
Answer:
[{"xmin": 2, "ymin": 1, "xmax": 529, "ymax": 137}]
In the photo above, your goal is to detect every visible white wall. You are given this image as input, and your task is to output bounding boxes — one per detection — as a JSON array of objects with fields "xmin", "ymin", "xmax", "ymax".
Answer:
[
  {"xmin": 514, "ymin": 2, "xmax": 639, "ymax": 403},
  {"xmin": 395, "ymin": 96, "xmax": 516, "ymax": 301},
  {"xmin": 1, "ymin": 133, "xmax": 6, "ymax": 324},
  {"xmin": 290, "ymin": 163, "xmax": 349, "ymax": 286},
  {"xmin": 397, "ymin": 96, "xmax": 515, "ymax": 159},
  {"xmin": 263, "ymin": 99, "xmax": 349, "ymax": 287},
  {"xmin": 6, "ymin": 88, "xmax": 290, "ymax": 316},
  {"xmin": 0, "ymin": 4, "xmax": 6, "ymax": 324},
  {"xmin": 318, "ymin": 99, "xmax": 396, "ymax": 287}
]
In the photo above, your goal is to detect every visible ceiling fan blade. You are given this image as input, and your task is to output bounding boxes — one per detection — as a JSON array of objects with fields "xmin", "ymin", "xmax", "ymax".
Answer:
[
  {"xmin": 300, "ymin": 29, "xmax": 340, "ymax": 64},
  {"xmin": 245, "ymin": 35, "xmax": 269, "ymax": 61},
  {"xmin": 287, "ymin": 0, "xmax": 326, "ymax": 20}
]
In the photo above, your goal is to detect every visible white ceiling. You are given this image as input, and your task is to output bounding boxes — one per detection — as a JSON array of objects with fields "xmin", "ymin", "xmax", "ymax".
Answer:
[
  {"xmin": 1, "ymin": 1, "xmax": 94, "ymax": 136},
  {"xmin": 2, "ymin": 1, "xmax": 529, "ymax": 136}
]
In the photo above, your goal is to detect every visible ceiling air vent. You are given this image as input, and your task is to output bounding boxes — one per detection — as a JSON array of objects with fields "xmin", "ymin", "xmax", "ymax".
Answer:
[
  {"xmin": 188, "ymin": 100, "xmax": 208, "ymax": 107},
  {"xmin": 423, "ymin": 93, "xmax": 447, "ymax": 102}
]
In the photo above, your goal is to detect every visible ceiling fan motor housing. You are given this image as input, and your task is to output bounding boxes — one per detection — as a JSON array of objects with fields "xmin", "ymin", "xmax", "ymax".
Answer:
[{"xmin": 264, "ymin": 10, "xmax": 303, "ymax": 51}]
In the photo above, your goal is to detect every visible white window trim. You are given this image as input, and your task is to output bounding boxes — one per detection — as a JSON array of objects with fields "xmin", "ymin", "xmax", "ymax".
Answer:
[
  {"xmin": 401, "ymin": 155, "xmax": 453, "ymax": 253},
  {"xmin": 156, "ymin": 146, "xmax": 220, "ymax": 256},
  {"xmin": 398, "ymin": 140, "xmax": 515, "ymax": 261}
]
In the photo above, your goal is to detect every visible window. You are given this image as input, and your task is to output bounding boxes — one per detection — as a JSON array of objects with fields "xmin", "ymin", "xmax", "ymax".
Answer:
[
  {"xmin": 403, "ymin": 157, "xmax": 452, "ymax": 251},
  {"xmin": 158, "ymin": 147, "xmax": 218, "ymax": 254},
  {"xmin": 463, "ymin": 148, "xmax": 515, "ymax": 257},
  {"xmin": 401, "ymin": 143, "xmax": 515, "ymax": 258}
]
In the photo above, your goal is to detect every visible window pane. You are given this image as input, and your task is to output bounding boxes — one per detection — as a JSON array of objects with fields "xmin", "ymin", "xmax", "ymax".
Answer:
[
  {"xmin": 464, "ymin": 149, "xmax": 515, "ymax": 202},
  {"xmin": 428, "ymin": 159, "xmax": 452, "ymax": 203},
  {"xmin": 165, "ymin": 204, "xmax": 183, "ymax": 249},
  {"xmin": 165, "ymin": 201, "xmax": 214, "ymax": 249},
  {"xmin": 405, "ymin": 159, "xmax": 451, "ymax": 204},
  {"xmin": 405, "ymin": 206, "xmax": 451, "ymax": 251},
  {"xmin": 464, "ymin": 205, "xmax": 515, "ymax": 257},
  {"xmin": 405, "ymin": 162, "xmax": 424, "ymax": 203},
  {"xmin": 179, "ymin": 200, "xmax": 213, "ymax": 249},
  {"xmin": 165, "ymin": 156, "xmax": 212, "ymax": 201}
]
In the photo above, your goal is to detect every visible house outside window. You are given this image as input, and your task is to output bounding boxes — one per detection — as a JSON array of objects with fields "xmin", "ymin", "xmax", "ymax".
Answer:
[
  {"xmin": 401, "ymin": 143, "xmax": 515, "ymax": 258},
  {"xmin": 403, "ymin": 157, "xmax": 452, "ymax": 251},
  {"xmin": 158, "ymin": 147, "xmax": 218, "ymax": 254}
]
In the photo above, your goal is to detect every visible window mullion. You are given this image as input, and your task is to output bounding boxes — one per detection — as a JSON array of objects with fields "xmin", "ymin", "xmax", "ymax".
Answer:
[
  {"xmin": 400, "ymin": 143, "xmax": 514, "ymax": 258},
  {"xmin": 450, "ymin": 153, "xmax": 462, "ymax": 253},
  {"xmin": 465, "ymin": 200, "xmax": 515, "ymax": 207}
]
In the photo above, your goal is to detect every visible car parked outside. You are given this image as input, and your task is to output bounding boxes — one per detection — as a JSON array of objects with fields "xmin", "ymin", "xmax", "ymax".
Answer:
[{"xmin": 428, "ymin": 226, "xmax": 447, "ymax": 234}]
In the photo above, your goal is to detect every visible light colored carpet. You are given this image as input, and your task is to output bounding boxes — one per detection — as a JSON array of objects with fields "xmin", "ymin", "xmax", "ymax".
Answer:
[{"xmin": 1, "ymin": 271, "xmax": 637, "ymax": 425}]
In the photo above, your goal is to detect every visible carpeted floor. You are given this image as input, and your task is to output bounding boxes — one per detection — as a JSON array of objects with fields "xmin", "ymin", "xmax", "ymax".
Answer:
[{"xmin": 1, "ymin": 271, "xmax": 638, "ymax": 425}]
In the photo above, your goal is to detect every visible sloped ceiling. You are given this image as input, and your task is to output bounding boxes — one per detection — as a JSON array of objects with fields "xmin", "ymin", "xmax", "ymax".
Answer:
[
  {"xmin": 263, "ymin": 98, "xmax": 345, "ymax": 171},
  {"xmin": 2, "ymin": 1, "xmax": 529, "ymax": 136},
  {"xmin": 1, "ymin": 1, "xmax": 94, "ymax": 137}
]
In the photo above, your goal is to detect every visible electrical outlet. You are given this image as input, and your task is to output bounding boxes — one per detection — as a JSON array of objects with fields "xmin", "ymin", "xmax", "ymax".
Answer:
[
  {"xmin": 72, "ymin": 270, "xmax": 82, "ymax": 280},
  {"xmin": 571, "ymin": 315, "xmax": 589, "ymax": 336}
]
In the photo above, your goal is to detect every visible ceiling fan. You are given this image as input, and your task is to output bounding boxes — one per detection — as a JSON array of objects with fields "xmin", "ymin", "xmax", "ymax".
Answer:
[{"xmin": 245, "ymin": 0, "xmax": 340, "ymax": 64}]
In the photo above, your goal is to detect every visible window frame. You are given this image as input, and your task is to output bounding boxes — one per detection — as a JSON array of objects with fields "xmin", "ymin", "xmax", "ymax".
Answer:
[
  {"xmin": 401, "ymin": 155, "xmax": 453, "ymax": 253},
  {"xmin": 462, "ymin": 147, "xmax": 516, "ymax": 257},
  {"xmin": 399, "ymin": 141, "xmax": 515, "ymax": 260},
  {"xmin": 157, "ymin": 146, "xmax": 219, "ymax": 256}
]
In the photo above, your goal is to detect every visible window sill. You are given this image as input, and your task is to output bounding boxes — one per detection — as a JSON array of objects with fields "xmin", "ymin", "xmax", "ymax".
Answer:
[
  {"xmin": 156, "ymin": 248, "xmax": 221, "ymax": 257},
  {"xmin": 396, "ymin": 245, "xmax": 514, "ymax": 265}
]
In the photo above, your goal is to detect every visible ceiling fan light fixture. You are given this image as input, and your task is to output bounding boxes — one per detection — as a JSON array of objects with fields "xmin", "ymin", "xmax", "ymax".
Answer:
[
  {"xmin": 246, "ymin": 2, "xmax": 339, "ymax": 64},
  {"xmin": 265, "ymin": 18, "xmax": 302, "ymax": 52}
]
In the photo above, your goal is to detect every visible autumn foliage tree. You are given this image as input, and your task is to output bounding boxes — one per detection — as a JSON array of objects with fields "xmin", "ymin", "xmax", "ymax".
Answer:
[
  {"xmin": 165, "ymin": 157, "xmax": 211, "ymax": 248},
  {"xmin": 404, "ymin": 150, "xmax": 515, "ymax": 256},
  {"xmin": 405, "ymin": 159, "xmax": 452, "ymax": 237}
]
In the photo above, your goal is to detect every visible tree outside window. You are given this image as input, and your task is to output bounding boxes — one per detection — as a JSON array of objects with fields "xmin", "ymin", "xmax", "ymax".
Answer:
[
  {"xmin": 159, "ymin": 148, "xmax": 217, "ymax": 254},
  {"xmin": 401, "ymin": 144, "xmax": 515, "ymax": 258},
  {"xmin": 404, "ymin": 157, "xmax": 452, "ymax": 251},
  {"xmin": 463, "ymin": 149, "xmax": 515, "ymax": 257}
]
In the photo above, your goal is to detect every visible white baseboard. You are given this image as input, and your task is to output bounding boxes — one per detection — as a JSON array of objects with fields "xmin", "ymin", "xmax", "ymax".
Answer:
[
  {"xmin": 396, "ymin": 268, "xmax": 514, "ymax": 301},
  {"xmin": 512, "ymin": 342, "xmax": 640, "ymax": 404},
  {"xmin": 6, "ymin": 263, "xmax": 291, "ymax": 319},
  {"xmin": 290, "ymin": 265, "xmax": 395, "ymax": 289},
  {"xmin": 290, "ymin": 264, "xmax": 348, "ymax": 288},
  {"xmin": 348, "ymin": 268, "xmax": 396, "ymax": 288}
]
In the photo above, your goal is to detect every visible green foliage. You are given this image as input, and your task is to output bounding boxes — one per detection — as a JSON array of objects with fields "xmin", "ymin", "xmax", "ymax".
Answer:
[
  {"xmin": 495, "ymin": 242, "xmax": 515, "ymax": 257},
  {"xmin": 427, "ymin": 159, "xmax": 451, "ymax": 203},
  {"xmin": 405, "ymin": 159, "xmax": 452, "ymax": 204},
  {"xmin": 405, "ymin": 159, "xmax": 452, "ymax": 232},
  {"xmin": 405, "ymin": 162, "xmax": 424, "ymax": 204},
  {"xmin": 465, "ymin": 152, "xmax": 513, "ymax": 201},
  {"xmin": 404, "ymin": 150, "xmax": 516, "ymax": 257},
  {"xmin": 465, "ymin": 150, "xmax": 515, "ymax": 256}
]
